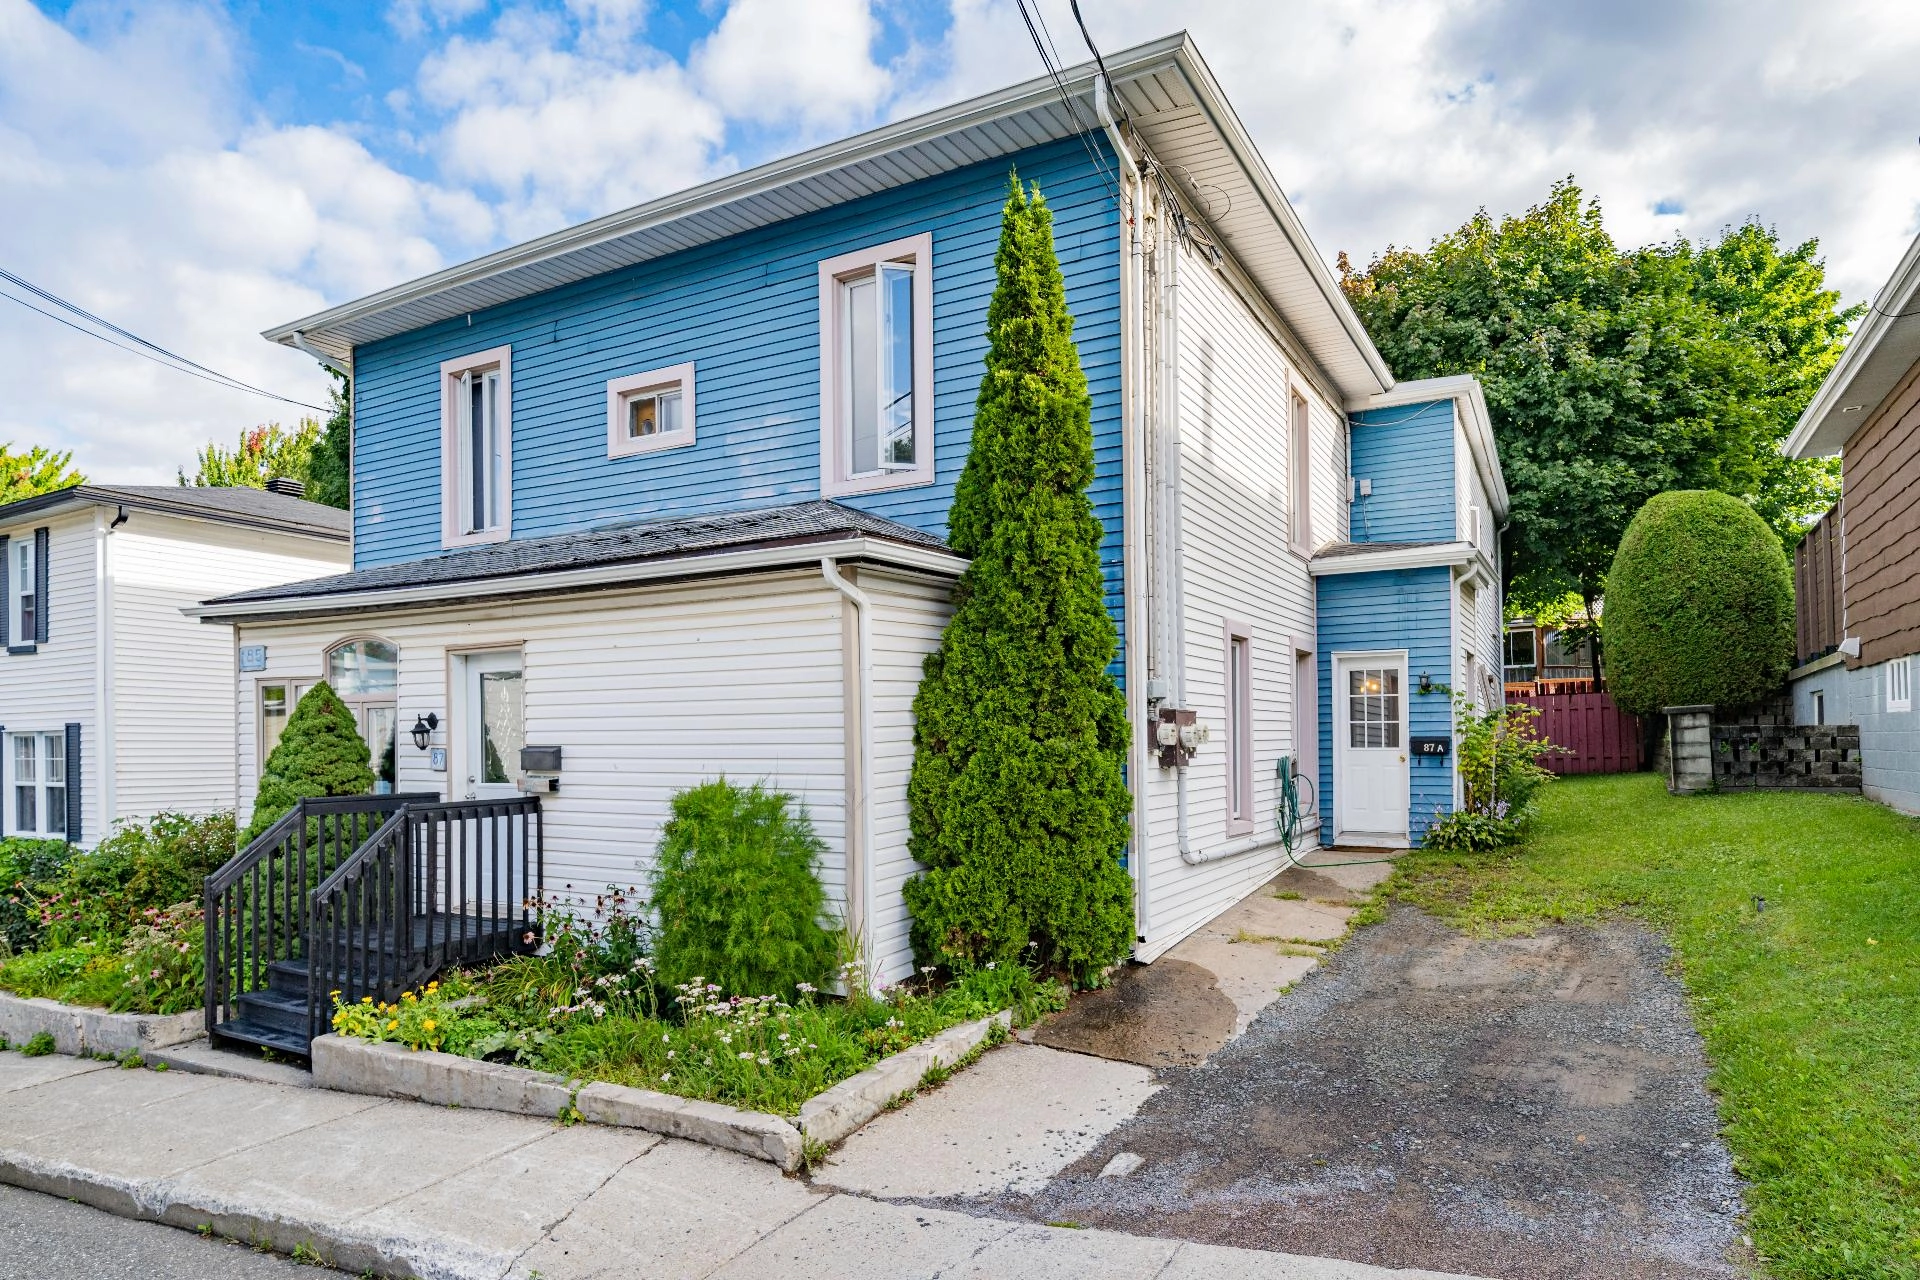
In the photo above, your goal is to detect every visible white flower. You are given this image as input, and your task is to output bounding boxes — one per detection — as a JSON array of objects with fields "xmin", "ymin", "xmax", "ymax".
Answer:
[
  {"xmin": 985, "ymin": 961, "xmax": 997, "ymax": 970},
  {"xmin": 660, "ymin": 1073, "xmax": 671, "ymax": 1083},
  {"xmin": 739, "ymin": 1052, "xmax": 752, "ymax": 1060}
]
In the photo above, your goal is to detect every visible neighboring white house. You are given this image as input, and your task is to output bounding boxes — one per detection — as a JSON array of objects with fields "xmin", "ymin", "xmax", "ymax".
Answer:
[
  {"xmin": 195, "ymin": 34, "xmax": 1505, "ymax": 1010},
  {"xmin": 0, "ymin": 484, "xmax": 350, "ymax": 846}
]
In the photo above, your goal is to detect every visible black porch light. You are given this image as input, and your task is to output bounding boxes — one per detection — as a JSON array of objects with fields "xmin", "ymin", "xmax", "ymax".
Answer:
[{"xmin": 410, "ymin": 712, "xmax": 439, "ymax": 751}]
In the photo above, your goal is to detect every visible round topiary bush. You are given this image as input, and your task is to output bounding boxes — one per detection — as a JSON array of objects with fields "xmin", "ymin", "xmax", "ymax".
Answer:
[
  {"xmin": 648, "ymin": 779, "xmax": 837, "ymax": 1000},
  {"xmin": 1602, "ymin": 490, "xmax": 1794, "ymax": 715}
]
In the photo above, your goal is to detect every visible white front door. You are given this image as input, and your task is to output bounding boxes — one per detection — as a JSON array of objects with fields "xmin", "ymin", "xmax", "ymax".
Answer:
[
  {"xmin": 1335, "ymin": 654, "xmax": 1409, "ymax": 843},
  {"xmin": 459, "ymin": 650, "xmax": 525, "ymax": 801}
]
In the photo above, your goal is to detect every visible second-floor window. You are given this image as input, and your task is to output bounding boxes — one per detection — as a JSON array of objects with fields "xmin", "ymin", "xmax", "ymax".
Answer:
[
  {"xmin": 819, "ymin": 233, "xmax": 933, "ymax": 497},
  {"xmin": 441, "ymin": 346, "xmax": 512, "ymax": 547},
  {"xmin": 607, "ymin": 363, "xmax": 696, "ymax": 459},
  {"xmin": 10, "ymin": 538, "xmax": 34, "ymax": 645}
]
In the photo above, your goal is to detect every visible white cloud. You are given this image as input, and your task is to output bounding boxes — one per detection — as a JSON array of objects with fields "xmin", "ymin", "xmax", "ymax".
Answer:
[
  {"xmin": 420, "ymin": 9, "xmax": 727, "ymax": 238},
  {"xmin": 387, "ymin": 0, "xmax": 489, "ymax": 40},
  {"xmin": 0, "ymin": 1, "xmax": 488, "ymax": 481},
  {"xmin": 917, "ymin": 0, "xmax": 1920, "ymax": 303},
  {"xmin": 692, "ymin": 0, "xmax": 890, "ymax": 129}
]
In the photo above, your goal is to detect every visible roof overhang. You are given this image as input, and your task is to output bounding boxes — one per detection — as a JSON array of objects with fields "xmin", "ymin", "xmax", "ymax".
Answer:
[
  {"xmin": 1787, "ymin": 229, "xmax": 1920, "ymax": 458},
  {"xmin": 1309, "ymin": 540, "xmax": 1482, "ymax": 577},
  {"xmin": 1353, "ymin": 375, "xmax": 1509, "ymax": 519},
  {"xmin": 188, "ymin": 534, "xmax": 966, "ymax": 625},
  {"xmin": 0, "ymin": 485, "xmax": 350, "ymax": 542},
  {"xmin": 266, "ymin": 33, "xmax": 1391, "ymax": 403}
]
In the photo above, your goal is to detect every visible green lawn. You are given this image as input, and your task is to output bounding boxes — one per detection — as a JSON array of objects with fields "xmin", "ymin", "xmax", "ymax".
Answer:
[{"xmin": 1393, "ymin": 772, "xmax": 1920, "ymax": 1279}]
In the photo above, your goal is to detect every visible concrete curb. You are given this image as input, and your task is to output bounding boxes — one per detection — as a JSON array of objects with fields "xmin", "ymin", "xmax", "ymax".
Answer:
[
  {"xmin": 308, "ymin": 1011, "xmax": 1013, "ymax": 1173},
  {"xmin": 310, "ymin": 1034, "xmax": 805, "ymax": 1171},
  {"xmin": 797, "ymin": 1011, "xmax": 1010, "ymax": 1146},
  {"xmin": 0, "ymin": 992, "xmax": 202, "ymax": 1058}
]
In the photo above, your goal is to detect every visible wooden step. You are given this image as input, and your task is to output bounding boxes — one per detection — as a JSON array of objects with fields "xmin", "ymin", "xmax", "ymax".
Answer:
[
  {"xmin": 235, "ymin": 987, "xmax": 311, "ymax": 1038},
  {"xmin": 211, "ymin": 1016, "xmax": 312, "ymax": 1060}
]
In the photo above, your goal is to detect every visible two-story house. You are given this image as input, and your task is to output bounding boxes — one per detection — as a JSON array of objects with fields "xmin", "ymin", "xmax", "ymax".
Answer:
[
  {"xmin": 1784, "ymin": 227, "xmax": 1920, "ymax": 812},
  {"xmin": 0, "ymin": 482, "xmax": 349, "ymax": 846},
  {"xmin": 193, "ymin": 33, "xmax": 1504, "ymax": 1000}
]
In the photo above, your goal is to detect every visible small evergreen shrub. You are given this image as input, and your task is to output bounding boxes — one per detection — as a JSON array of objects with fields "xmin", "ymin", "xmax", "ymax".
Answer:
[
  {"xmin": 245, "ymin": 682, "xmax": 374, "ymax": 842},
  {"xmin": 903, "ymin": 175, "xmax": 1135, "ymax": 986},
  {"xmin": 647, "ymin": 780, "xmax": 837, "ymax": 999},
  {"xmin": 1603, "ymin": 491, "xmax": 1795, "ymax": 715}
]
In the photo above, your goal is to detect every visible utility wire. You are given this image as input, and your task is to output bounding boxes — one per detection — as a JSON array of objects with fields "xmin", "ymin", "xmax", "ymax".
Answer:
[
  {"xmin": 1012, "ymin": 0, "xmax": 1118, "ymax": 202},
  {"xmin": 0, "ymin": 267, "xmax": 327, "ymax": 411}
]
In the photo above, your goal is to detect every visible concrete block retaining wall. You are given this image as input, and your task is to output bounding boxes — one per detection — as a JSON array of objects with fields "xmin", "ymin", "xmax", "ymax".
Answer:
[
  {"xmin": 1712, "ymin": 694, "xmax": 1863, "ymax": 792},
  {"xmin": 0, "ymin": 992, "xmax": 203, "ymax": 1057}
]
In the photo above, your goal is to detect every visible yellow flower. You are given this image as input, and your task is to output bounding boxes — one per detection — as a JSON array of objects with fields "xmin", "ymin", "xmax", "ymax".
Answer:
[
  {"xmin": 427, "ymin": 981, "xmax": 439, "ymax": 991},
  {"xmin": 401, "ymin": 991, "xmax": 415, "ymax": 1002},
  {"xmin": 423, "ymin": 1019, "xmax": 437, "ymax": 1032},
  {"xmin": 386, "ymin": 1020, "xmax": 398, "ymax": 1030},
  {"xmin": 361, "ymin": 996, "xmax": 373, "ymax": 1004}
]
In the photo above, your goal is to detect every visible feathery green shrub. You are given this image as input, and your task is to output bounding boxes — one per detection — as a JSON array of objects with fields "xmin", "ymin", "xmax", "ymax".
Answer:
[
  {"xmin": 902, "ymin": 175, "xmax": 1134, "ymax": 986},
  {"xmin": 647, "ymin": 780, "xmax": 837, "ymax": 999}
]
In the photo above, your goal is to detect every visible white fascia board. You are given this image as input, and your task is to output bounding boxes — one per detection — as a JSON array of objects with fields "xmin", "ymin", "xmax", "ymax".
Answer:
[
  {"xmin": 1786, "ymin": 229, "xmax": 1920, "ymax": 459},
  {"xmin": 1309, "ymin": 541, "xmax": 1478, "ymax": 577},
  {"xmin": 185, "ymin": 536, "xmax": 967, "ymax": 623},
  {"xmin": 1352, "ymin": 375, "xmax": 1509, "ymax": 519}
]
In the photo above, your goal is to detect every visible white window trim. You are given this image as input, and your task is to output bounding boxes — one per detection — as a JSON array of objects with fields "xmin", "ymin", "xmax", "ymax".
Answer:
[
  {"xmin": 440, "ymin": 345, "xmax": 513, "ymax": 549},
  {"xmin": 8, "ymin": 731, "xmax": 66, "ymax": 840},
  {"xmin": 1288, "ymin": 389, "xmax": 1312, "ymax": 557},
  {"xmin": 256, "ymin": 677, "xmax": 317, "ymax": 773},
  {"xmin": 606, "ymin": 362, "xmax": 697, "ymax": 459},
  {"xmin": 1889, "ymin": 656, "xmax": 1912, "ymax": 713},
  {"xmin": 1224, "ymin": 617, "xmax": 1255, "ymax": 837},
  {"xmin": 817, "ymin": 232, "xmax": 935, "ymax": 497}
]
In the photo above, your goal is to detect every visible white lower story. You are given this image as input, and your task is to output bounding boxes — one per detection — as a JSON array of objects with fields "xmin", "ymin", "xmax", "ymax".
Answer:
[
  {"xmin": 222, "ymin": 565, "xmax": 953, "ymax": 988},
  {"xmin": 1791, "ymin": 651, "xmax": 1920, "ymax": 813}
]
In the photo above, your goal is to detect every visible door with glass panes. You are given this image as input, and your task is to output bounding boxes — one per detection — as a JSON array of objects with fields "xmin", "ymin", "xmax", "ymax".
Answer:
[
  {"xmin": 1335, "ymin": 653, "xmax": 1409, "ymax": 842},
  {"xmin": 459, "ymin": 650, "xmax": 524, "ymax": 801}
]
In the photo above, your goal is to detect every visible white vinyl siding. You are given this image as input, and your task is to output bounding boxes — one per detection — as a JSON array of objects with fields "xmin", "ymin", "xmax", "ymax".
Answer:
[
  {"xmin": 232, "ymin": 568, "xmax": 951, "ymax": 986},
  {"xmin": 1138, "ymin": 236, "xmax": 1343, "ymax": 957},
  {"xmin": 0, "ymin": 511, "xmax": 97, "ymax": 843}
]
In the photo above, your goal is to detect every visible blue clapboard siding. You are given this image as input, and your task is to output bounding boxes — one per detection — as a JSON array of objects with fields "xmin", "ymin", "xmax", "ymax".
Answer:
[
  {"xmin": 1316, "ymin": 566, "xmax": 1455, "ymax": 845},
  {"xmin": 350, "ymin": 136, "xmax": 1124, "ymax": 672},
  {"xmin": 1347, "ymin": 399, "xmax": 1455, "ymax": 544}
]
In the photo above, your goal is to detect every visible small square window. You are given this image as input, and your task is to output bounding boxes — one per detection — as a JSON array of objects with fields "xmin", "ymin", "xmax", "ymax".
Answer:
[{"xmin": 607, "ymin": 363, "xmax": 696, "ymax": 459}]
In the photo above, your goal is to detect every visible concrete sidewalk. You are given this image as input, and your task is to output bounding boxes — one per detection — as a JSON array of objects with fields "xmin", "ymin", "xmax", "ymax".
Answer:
[{"xmin": 0, "ymin": 1050, "xmax": 1479, "ymax": 1280}]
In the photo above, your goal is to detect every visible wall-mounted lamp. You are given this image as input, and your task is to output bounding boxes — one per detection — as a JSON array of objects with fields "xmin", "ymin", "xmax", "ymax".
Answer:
[
  {"xmin": 1418, "ymin": 673, "xmax": 1435, "ymax": 694},
  {"xmin": 410, "ymin": 712, "xmax": 439, "ymax": 751}
]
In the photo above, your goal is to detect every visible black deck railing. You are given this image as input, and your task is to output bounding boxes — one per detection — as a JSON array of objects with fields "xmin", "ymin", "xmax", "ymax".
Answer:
[
  {"xmin": 306, "ymin": 796, "xmax": 542, "ymax": 1041},
  {"xmin": 203, "ymin": 794, "xmax": 434, "ymax": 1041}
]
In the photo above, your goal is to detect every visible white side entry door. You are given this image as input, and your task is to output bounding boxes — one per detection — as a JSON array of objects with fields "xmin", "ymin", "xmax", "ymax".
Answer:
[
  {"xmin": 1335, "ymin": 653, "xmax": 1409, "ymax": 843},
  {"xmin": 459, "ymin": 650, "xmax": 525, "ymax": 801}
]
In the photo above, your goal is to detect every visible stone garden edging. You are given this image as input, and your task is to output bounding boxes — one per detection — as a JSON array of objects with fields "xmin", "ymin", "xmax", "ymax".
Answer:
[
  {"xmin": 0, "ymin": 991, "xmax": 203, "ymax": 1058},
  {"xmin": 309, "ymin": 1009, "xmax": 1012, "ymax": 1173}
]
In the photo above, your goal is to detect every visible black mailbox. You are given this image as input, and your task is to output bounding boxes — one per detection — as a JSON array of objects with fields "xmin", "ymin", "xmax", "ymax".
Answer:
[
  {"xmin": 520, "ymin": 745, "xmax": 563, "ymax": 773},
  {"xmin": 1410, "ymin": 736, "xmax": 1451, "ymax": 756}
]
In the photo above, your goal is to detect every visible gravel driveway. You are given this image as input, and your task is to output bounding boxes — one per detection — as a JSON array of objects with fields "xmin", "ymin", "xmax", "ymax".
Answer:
[{"xmin": 987, "ymin": 906, "xmax": 1749, "ymax": 1280}]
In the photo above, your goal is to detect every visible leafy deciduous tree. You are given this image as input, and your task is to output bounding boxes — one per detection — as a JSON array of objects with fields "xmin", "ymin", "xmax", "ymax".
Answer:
[
  {"xmin": 0, "ymin": 444, "xmax": 83, "ymax": 504},
  {"xmin": 306, "ymin": 372, "xmax": 352, "ymax": 511},
  {"xmin": 180, "ymin": 420, "xmax": 322, "ymax": 495}
]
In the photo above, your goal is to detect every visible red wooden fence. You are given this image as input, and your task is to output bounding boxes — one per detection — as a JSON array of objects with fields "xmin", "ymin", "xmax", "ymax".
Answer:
[{"xmin": 1505, "ymin": 688, "xmax": 1644, "ymax": 775}]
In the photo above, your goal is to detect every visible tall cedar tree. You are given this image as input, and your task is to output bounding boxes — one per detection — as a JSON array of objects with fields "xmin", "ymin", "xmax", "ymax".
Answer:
[
  {"xmin": 902, "ymin": 176, "xmax": 1134, "ymax": 985},
  {"xmin": 244, "ymin": 682, "xmax": 375, "ymax": 841},
  {"xmin": 1340, "ymin": 179, "xmax": 1854, "ymax": 675}
]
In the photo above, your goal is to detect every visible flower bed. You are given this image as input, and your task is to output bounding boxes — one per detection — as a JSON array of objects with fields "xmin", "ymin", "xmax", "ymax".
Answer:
[
  {"xmin": 0, "ymin": 816, "xmax": 229, "ymax": 1018},
  {"xmin": 327, "ymin": 959, "xmax": 1059, "ymax": 1121}
]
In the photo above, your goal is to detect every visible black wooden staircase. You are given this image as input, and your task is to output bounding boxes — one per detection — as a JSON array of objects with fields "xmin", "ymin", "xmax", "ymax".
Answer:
[{"xmin": 204, "ymin": 794, "xmax": 542, "ymax": 1058}]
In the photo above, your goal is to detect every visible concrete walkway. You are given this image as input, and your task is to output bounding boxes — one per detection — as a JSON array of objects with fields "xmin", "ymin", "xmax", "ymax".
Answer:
[{"xmin": 0, "ymin": 1049, "xmax": 1477, "ymax": 1279}]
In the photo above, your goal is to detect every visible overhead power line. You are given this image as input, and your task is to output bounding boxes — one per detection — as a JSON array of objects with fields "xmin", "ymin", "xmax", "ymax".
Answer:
[
  {"xmin": 0, "ymin": 267, "xmax": 327, "ymax": 412},
  {"xmin": 1012, "ymin": 0, "xmax": 1118, "ymax": 202}
]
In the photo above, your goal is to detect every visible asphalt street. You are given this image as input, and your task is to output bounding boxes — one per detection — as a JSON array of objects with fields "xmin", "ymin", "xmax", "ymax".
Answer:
[{"xmin": 0, "ymin": 1184, "xmax": 331, "ymax": 1278}]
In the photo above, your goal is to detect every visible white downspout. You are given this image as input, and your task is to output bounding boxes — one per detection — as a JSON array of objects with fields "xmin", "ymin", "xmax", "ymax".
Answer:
[
  {"xmin": 1094, "ymin": 73, "xmax": 1153, "ymax": 946},
  {"xmin": 820, "ymin": 557, "xmax": 876, "ymax": 989}
]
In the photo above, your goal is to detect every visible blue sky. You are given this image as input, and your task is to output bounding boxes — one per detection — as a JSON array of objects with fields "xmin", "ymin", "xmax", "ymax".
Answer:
[{"xmin": 6, "ymin": 0, "xmax": 1920, "ymax": 480}]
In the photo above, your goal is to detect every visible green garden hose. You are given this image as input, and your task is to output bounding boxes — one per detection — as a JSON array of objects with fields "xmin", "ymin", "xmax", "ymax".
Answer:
[{"xmin": 1274, "ymin": 755, "xmax": 1402, "ymax": 869}]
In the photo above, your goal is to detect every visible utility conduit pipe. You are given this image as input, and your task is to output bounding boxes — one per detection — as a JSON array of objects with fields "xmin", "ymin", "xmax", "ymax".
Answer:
[{"xmin": 819, "ymin": 558, "xmax": 876, "ymax": 989}]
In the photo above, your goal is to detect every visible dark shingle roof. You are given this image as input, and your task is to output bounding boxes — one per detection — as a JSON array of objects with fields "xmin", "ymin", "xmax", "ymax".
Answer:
[
  {"xmin": 0, "ymin": 484, "xmax": 350, "ymax": 540},
  {"xmin": 204, "ymin": 500, "xmax": 956, "ymax": 608}
]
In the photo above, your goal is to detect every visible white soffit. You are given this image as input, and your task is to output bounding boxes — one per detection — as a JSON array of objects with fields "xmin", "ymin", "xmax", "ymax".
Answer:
[
  {"xmin": 265, "ymin": 32, "xmax": 1391, "ymax": 402},
  {"xmin": 1787, "ymin": 229, "xmax": 1920, "ymax": 459}
]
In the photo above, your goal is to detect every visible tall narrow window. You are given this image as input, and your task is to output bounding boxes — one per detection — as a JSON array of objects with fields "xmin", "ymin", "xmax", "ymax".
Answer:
[
  {"xmin": 441, "ymin": 347, "xmax": 512, "ymax": 547},
  {"xmin": 1226, "ymin": 620, "xmax": 1255, "ymax": 835},
  {"xmin": 1289, "ymin": 392, "xmax": 1313, "ymax": 553},
  {"xmin": 819, "ymin": 233, "xmax": 933, "ymax": 496},
  {"xmin": 10, "ymin": 732, "xmax": 64, "ymax": 838},
  {"xmin": 1889, "ymin": 657, "xmax": 1912, "ymax": 713},
  {"xmin": 9, "ymin": 538, "xmax": 33, "ymax": 646}
]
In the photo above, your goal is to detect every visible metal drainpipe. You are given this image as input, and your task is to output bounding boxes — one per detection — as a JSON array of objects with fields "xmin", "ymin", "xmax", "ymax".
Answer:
[
  {"xmin": 1094, "ymin": 72, "xmax": 1154, "ymax": 944},
  {"xmin": 819, "ymin": 557, "xmax": 875, "ymax": 989}
]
